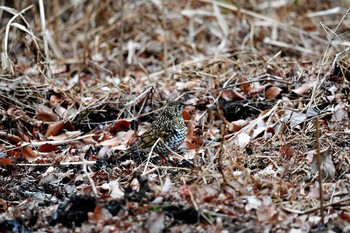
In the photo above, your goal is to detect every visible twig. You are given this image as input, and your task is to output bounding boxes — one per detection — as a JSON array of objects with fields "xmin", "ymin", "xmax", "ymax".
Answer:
[
  {"xmin": 82, "ymin": 156, "xmax": 98, "ymax": 197},
  {"xmin": 119, "ymin": 0, "xmax": 125, "ymax": 78},
  {"xmin": 19, "ymin": 133, "xmax": 92, "ymax": 147},
  {"xmin": 38, "ymin": 0, "xmax": 52, "ymax": 79},
  {"xmin": 141, "ymin": 166, "xmax": 192, "ymax": 176},
  {"xmin": 142, "ymin": 138, "xmax": 161, "ymax": 175},
  {"xmin": 162, "ymin": 0, "xmax": 168, "ymax": 69},
  {"xmin": 315, "ymin": 118, "xmax": 325, "ymax": 225},
  {"xmin": 281, "ymin": 196, "xmax": 350, "ymax": 215},
  {"xmin": 16, "ymin": 160, "xmax": 97, "ymax": 167}
]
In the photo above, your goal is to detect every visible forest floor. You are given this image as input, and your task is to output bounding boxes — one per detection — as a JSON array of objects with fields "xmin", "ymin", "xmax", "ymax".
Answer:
[{"xmin": 1, "ymin": 1, "xmax": 350, "ymax": 232}]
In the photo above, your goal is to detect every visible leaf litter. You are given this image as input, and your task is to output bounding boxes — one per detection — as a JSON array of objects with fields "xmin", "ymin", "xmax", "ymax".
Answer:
[{"xmin": 0, "ymin": 0, "xmax": 350, "ymax": 232}]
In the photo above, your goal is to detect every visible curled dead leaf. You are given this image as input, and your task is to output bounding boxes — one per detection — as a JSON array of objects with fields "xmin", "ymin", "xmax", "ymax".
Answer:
[
  {"xmin": 111, "ymin": 119, "xmax": 132, "ymax": 132},
  {"xmin": 36, "ymin": 104, "xmax": 58, "ymax": 122},
  {"xmin": 21, "ymin": 146, "xmax": 38, "ymax": 161},
  {"xmin": 45, "ymin": 120, "xmax": 64, "ymax": 137},
  {"xmin": 265, "ymin": 86, "xmax": 282, "ymax": 100}
]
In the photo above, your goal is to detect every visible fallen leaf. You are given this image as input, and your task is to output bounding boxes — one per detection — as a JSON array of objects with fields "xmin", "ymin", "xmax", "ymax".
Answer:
[
  {"xmin": 38, "ymin": 143, "xmax": 58, "ymax": 152},
  {"xmin": 280, "ymin": 144, "xmax": 295, "ymax": 158},
  {"xmin": 100, "ymin": 180, "xmax": 124, "ymax": 199},
  {"xmin": 331, "ymin": 103, "xmax": 348, "ymax": 122},
  {"xmin": 292, "ymin": 81, "xmax": 316, "ymax": 96},
  {"xmin": 110, "ymin": 119, "xmax": 132, "ymax": 132},
  {"xmin": 221, "ymin": 89, "xmax": 246, "ymax": 101},
  {"xmin": 311, "ymin": 152, "xmax": 335, "ymax": 180},
  {"xmin": 21, "ymin": 146, "xmax": 38, "ymax": 161},
  {"xmin": 45, "ymin": 120, "xmax": 64, "ymax": 137},
  {"xmin": 36, "ymin": 104, "xmax": 58, "ymax": 122},
  {"xmin": 233, "ymin": 132, "xmax": 250, "ymax": 149},
  {"xmin": 0, "ymin": 158, "xmax": 13, "ymax": 166},
  {"xmin": 265, "ymin": 86, "xmax": 282, "ymax": 100}
]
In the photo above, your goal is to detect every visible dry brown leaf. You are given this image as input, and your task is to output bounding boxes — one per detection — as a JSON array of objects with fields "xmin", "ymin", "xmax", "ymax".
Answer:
[
  {"xmin": 240, "ymin": 76, "xmax": 251, "ymax": 93},
  {"xmin": 0, "ymin": 131, "xmax": 21, "ymax": 144},
  {"xmin": 311, "ymin": 153, "xmax": 335, "ymax": 180},
  {"xmin": 54, "ymin": 105, "xmax": 69, "ymax": 119},
  {"xmin": 49, "ymin": 94, "xmax": 63, "ymax": 104},
  {"xmin": 185, "ymin": 121, "xmax": 195, "ymax": 140},
  {"xmin": 280, "ymin": 144, "xmax": 295, "ymax": 158},
  {"xmin": 230, "ymin": 119, "xmax": 248, "ymax": 132},
  {"xmin": 21, "ymin": 146, "xmax": 38, "ymax": 161},
  {"xmin": 82, "ymin": 136, "xmax": 98, "ymax": 144},
  {"xmin": 221, "ymin": 89, "xmax": 246, "ymax": 101},
  {"xmin": 36, "ymin": 104, "xmax": 58, "ymax": 122},
  {"xmin": 45, "ymin": 120, "xmax": 64, "ymax": 137},
  {"xmin": 265, "ymin": 87, "xmax": 282, "ymax": 100}
]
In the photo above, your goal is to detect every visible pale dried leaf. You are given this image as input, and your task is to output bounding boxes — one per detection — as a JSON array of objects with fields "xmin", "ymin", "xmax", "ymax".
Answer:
[
  {"xmin": 100, "ymin": 180, "xmax": 124, "ymax": 199},
  {"xmin": 292, "ymin": 81, "xmax": 316, "ymax": 96},
  {"xmin": 233, "ymin": 132, "xmax": 250, "ymax": 149}
]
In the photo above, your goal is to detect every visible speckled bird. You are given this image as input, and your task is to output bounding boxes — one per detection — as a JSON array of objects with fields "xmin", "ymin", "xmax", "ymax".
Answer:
[{"xmin": 119, "ymin": 101, "xmax": 187, "ymax": 158}]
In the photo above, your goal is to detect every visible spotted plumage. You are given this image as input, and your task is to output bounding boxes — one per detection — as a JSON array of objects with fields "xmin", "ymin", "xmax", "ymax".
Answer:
[{"xmin": 119, "ymin": 101, "xmax": 187, "ymax": 158}]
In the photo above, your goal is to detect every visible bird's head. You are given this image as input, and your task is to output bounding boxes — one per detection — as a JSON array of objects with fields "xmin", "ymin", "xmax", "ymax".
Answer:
[{"xmin": 164, "ymin": 101, "xmax": 185, "ymax": 117}]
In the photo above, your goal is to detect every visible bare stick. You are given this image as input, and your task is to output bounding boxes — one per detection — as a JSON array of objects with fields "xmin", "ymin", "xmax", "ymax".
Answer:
[
  {"xmin": 119, "ymin": 0, "xmax": 125, "ymax": 78},
  {"xmin": 82, "ymin": 156, "xmax": 98, "ymax": 197},
  {"xmin": 162, "ymin": 0, "xmax": 168, "ymax": 69},
  {"xmin": 38, "ymin": 0, "xmax": 52, "ymax": 79},
  {"xmin": 143, "ymin": 138, "xmax": 161, "ymax": 175},
  {"xmin": 315, "ymin": 118, "xmax": 325, "ymax": 225}
]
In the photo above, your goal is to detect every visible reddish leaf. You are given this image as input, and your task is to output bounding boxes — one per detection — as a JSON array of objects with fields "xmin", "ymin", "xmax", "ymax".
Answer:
[
  {"xmin": 0, "ymin": 158, "xmax": 13, "ymax": 166},
  {"xmin": 280, "ymin": 144, "xmax": 295, "ymax": 158},
  {"xmin": 64, "ymin": 121, "xmax": 76, "ymax": 131},
  {"xmin": 111, "ymin": 119, "xmax": 132, "ymax": 132},
  {"xmin": 185, "ymin": 121, "xmax": 195, "ymax": 140},
  {"xmin": 240, "ymin": 76, "xmax": 251, "ymax": 93},
  {"xmin": 339, "ymin": 211, "xmax": 350, "ymax": 222},
  {"xmin": 17, "ymin": 130, "xmax": 30, "ymax": 142},
  {"xmin": 38, "ymin": 143, "xmax": 58, "ymax": 152},
  {"xmin": 186, "ymin": 141, "xmax": 199, "ymax": 150},
  {"xmin": 93, "ymin": 205, "xmax": 103, "ymax": 222},
  {"xmin": 8, "ymin": 150, "xmax": 21, "ymax": 157},
  {"xmin": 182, "ymin": 110, "xmax": 192, "ymax": 121}
]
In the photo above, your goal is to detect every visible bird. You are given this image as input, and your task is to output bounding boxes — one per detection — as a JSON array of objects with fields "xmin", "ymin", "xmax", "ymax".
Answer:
[{"xmin": 118, "ymin": 101, "xmax": 187, "ymax": 159}]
